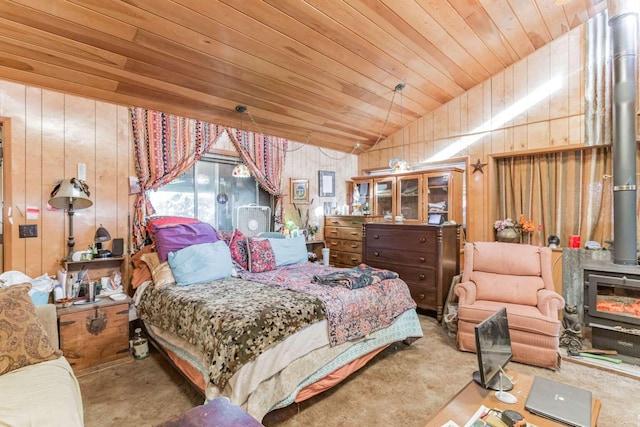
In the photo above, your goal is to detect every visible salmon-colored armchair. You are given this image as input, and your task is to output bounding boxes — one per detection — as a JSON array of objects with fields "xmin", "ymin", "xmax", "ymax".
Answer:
[{"xmin": 455, "ymin": 242, "xmax": 565, "ymax": 370}]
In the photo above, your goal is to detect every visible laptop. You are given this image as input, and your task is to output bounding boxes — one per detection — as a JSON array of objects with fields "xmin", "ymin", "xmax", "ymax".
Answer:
[{"xmin": 525, "ymin": 376, "xmax": 592, "ymax": 427}]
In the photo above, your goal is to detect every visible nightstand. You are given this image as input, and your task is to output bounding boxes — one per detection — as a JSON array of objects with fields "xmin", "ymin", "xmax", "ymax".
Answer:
[{"xmin": 57, "ymin": 296, "xmax": 132, "ymax": 374}]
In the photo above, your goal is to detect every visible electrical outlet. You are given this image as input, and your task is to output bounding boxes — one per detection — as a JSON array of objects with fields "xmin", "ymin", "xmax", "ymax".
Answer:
[{"xmin": 18, "ymin": 224, "xmax": 37, "ymax": 238}]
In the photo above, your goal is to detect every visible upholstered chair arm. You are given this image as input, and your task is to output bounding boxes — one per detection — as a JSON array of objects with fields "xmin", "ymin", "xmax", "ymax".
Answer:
[
  {"xmin": 454, "ymin": 281, "xmax": 477, "ymax": 305},
  {"xmin": 536, "ymin": 289, "xmax": 565, "ymax": 319}
]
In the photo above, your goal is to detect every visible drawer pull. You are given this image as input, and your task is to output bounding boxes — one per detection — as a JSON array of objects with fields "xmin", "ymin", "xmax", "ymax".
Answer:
[
  {"xmin": 420, "ymin": 237, "xmax": 426, "ymax": 243},
  {"xmin": 351, "ymin": 221, "xmax": 359, "ymax": 224},
  {"xmin": 373, "ymin": 234, "xmax": 380, "ymax": 239},
  {"xmin": 419, "ymin": 257, "xmax": 425, "ymax": 262},
  {"xmin": 350, "ymin": 257, "xmax": 358, "ymax": 261},
  {"xmin": 330, "ymin": 230, "xmax": 338, "ymax": 234},
  {"xmin": 419, "ymin": 274, "xmax": 426, "ymax": 280},
  {"xmin": 349, "ymin": 231, "xmax": 358, "ymax": 235},
  {"xmin": 350, "ymin": 243, "xmax": 358, "ymax": 248},
  {"xmin": 419, "ymin": 293, "xmax": 425, "ymax": 300},
  {"xmin": 331, "ymin": 220, "xmax": 339, "ymax": 223},
  {"xmin": 373, "ymin": 251, "xmax": 379, "ymax": 257}
]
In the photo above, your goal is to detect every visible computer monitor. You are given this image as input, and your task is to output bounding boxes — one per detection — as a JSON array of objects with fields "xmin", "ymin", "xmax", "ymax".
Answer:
[{"xmin": 473, "ymin": 307, "xmax": 515, "ymax": 400}]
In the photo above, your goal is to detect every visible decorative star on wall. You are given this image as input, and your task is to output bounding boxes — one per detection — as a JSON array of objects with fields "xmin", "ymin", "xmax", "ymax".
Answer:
[{"xmin": 472, "ymin": 158, "xmax": 488, "ymax": 174}]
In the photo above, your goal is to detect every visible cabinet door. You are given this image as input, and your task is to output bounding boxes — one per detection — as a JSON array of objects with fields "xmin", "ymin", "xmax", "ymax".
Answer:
[
  {"xmin": 397, "ymin": 175, "xmax": 422, "ymax": 222},
  {"xmin": 373, "ymin": 178, "xmax": 395, "ymax": 217},
  {"xmin": 351, "ymin": 179, "xmax": 372, "ymax": 214},
  {"xmin": 424, "ymin": 172, "xmax": 452, "ymax": 223}
]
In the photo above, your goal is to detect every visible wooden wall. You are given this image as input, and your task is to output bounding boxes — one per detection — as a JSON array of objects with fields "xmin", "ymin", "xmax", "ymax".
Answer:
[
  {"xmin": 0, "ymin": 81, "xmax": 358, "ymax": 282},
  {"xmin": 358, "ymin": 25, "xmax": 586, "ymax": 243},
  {"xmin": 0, "ymin": 81, "xmax": 134, "ymax": 280}
]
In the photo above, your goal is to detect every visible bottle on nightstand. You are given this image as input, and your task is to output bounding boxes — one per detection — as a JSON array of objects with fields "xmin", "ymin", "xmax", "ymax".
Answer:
[{"xmin": 131, "ymin": 328, "xmax": 149, "ymax": 359}]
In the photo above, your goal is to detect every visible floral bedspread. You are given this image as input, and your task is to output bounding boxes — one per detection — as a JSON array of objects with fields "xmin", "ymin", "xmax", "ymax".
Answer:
[
  {"xmin": 137, "ymin": 277, "xmax": 326, "ymax": 390},
  {"xmin": 240, "ymin": 263, "xmax": 416, "ymax": 346}
]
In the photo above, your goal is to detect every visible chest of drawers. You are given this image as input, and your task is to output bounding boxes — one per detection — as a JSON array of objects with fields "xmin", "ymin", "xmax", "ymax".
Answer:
[
  {"xmin": 363, "ymin": 223, "xmax": 460, "ymax": 321},
  {"xmin": 324, "ymin": 215, "xmax": 366, "ymax": 268}
]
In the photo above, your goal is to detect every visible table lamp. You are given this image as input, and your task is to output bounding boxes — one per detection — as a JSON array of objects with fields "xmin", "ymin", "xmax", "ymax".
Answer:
[
  {"xmin": 94, "ymin": 224, "xmax": 112, "ymax": 258},
  {"xmin": 48, "ymin": 178, "xmax": 92, "ymax": 261}
]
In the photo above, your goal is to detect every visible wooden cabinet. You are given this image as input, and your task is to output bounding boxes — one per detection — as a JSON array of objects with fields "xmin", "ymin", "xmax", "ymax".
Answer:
[
  {"xmin": 57, "ymin": 297, "xmax": 131, "ymax": 373},
  {"xmin": 363, "ymin": 223, "xmax": 460, "ymax": 321},
  {"xmin": 424, "ymin": 170, "xmax": 463, "ymax": 225},
  {"xmin": 352, "ymin": 167, "xmax": 463, "ymax": 225}
]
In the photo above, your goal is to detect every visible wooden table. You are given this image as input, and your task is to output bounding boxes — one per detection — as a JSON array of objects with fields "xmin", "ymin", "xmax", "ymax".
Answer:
[{"xmin": 424, "ymin": 371, "xmax": 601, "ymax": 426}]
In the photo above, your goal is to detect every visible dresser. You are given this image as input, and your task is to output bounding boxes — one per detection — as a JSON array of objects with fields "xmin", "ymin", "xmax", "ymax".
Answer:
[
  {"xmin": 363, "ymin": 223, "xmax": 460, "ymax": 321},
  {"xmin": 323, "ymin": 215, "xmax": 370, "ymax": 268}
]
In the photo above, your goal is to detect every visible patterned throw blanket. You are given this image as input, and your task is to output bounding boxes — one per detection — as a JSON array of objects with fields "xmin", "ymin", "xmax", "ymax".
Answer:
[
  {"xmin": 137, "ymin": 277, "xmax": 326, "ymax": 390},
  {"xmin": 240, "ymin": 263, "xmax": 416, "ymax": 346},
  {"xmin": 312, "ymin": 263, "xmax": 399, "ymax": 289}
]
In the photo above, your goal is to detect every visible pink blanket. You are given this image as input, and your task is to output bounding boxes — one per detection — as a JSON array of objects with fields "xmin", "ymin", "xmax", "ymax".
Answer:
[{"xmin": 240, "ymin": 263, "xmax": 417, "ymax": 346}]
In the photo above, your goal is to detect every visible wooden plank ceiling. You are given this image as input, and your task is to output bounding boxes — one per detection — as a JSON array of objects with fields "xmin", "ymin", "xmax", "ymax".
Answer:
[{"xmin": 0, "ymin": 0, "xmax": 606, "ymax": 152}]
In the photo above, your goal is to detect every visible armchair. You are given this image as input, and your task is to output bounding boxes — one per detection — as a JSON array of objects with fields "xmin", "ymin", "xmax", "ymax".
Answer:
[{"xmin": 455, "ymin": 242, "xmax": 565, "ymax": 370}]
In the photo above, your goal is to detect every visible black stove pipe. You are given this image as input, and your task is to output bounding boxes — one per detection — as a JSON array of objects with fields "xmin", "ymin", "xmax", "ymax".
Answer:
[{"xmin": 609, "ymin": 1, "xmax": 638, "ymax": 265}]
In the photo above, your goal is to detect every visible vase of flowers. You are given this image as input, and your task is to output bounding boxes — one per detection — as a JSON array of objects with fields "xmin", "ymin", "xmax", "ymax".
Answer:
[{"xmin": 494, "ymin": 218, "xmax": 520, "ymax": 243}]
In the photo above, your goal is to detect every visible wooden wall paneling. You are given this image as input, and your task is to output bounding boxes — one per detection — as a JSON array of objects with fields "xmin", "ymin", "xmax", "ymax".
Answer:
[
  {"xmin": 459, "ymin": 92, "xmax": 468, "ymax": 135},
  {"xmin": 549, "ymin": 31, "xmax": 569, "ymax": 119},
  {"xmin": 527, "ymin": 47, "xmax": 550, "ymax": 124},
  {"xmin": 95, "ymin": 101, "xmax": 119, "ymax": 258},
  {"xmin": 25, "ymin": 87, "xmax": 43, "ymax": 278},
  {"xmin": 116, "ymin": 106, "xmax": 132, "ymax": 252},
  {"xmin": 549, "ymin": 117, "xmax": 569, "ymax": 147},
  {"xmin": 491, "ymin": 128, "xmax": 506, "ymax": 156},
  {"xmin": 503, "ymin": 65, "xmax": 515, "ymax": 129},
  {"xmin": 433, "ymin": 106, "xmax": 448, "ymax": 141},
  {"xmin": 568, "ymin": 26, "xmax": 583, "ymax": 116},
  {"xmin": 64, "ymin": 97, "xmax": 96, "ymax": 260},
  {"xmin": 491, "ymin": 72, "xmax": 505, "ymax": 131},
  {"xmin": 1, "ymin": 116, "xmax": 13, "ymax": 270},
  {"xmin": 513, "ymin": 124, "xmax": 528, "ymax": 151},
  {"xmin": 466, "ymin": 84, "xmax": 483, "ymax": 134},
  {"xmin": 3, "ymin": 82, "xmax": 26, "ymax": 272},
  {"xmin": 569, "ymin": 115, "xmax": 584, "ymax": 145},
  {"xmin": 527, "ymin": 122, "xmax": 550, "ymax": 151},
  {"xmin": 512, "ymin": 60, "xmax": 529, "ymax": 126},
  {"xmin": 504, "ymin": 125, "xmax": 515, "ymax": 152},
  {"xmin": 448, "ymin": 97, "xmax": 461, "ymax": 137},
  {"xmin": 42, "ymin": 90, "xmax": 66, "ymax": 273}
]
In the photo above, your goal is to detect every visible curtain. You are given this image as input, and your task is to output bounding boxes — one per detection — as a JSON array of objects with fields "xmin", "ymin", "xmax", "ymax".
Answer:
[
  {"xmin": 585, "ymin": 10, "xmax": 612, "ymax": 146},
  {"xmin": 226, "ymin": 128, "xmax": 288, "ymax": 230},
  {"xmin": 130, "ymin": 108, "xmax": 224, "ymax": 247},
  {"xmin": 495, "ymin": 148, "xmax": 612, "ymax": 247}
]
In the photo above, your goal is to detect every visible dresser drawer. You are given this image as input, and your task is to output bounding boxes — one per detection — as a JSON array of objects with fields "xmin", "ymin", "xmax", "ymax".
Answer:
[
  {"xmin": 325, "ymin": 216, "xmax": 365, "ymax": 227},
  {"xmin": 330, "ymin": 250, "xmax": 362, "ymax": 267},
  {"xmin": 365, "ymin": 227, "xmax": 437, "ymax": 253},
  {"xmin": 365, "ymin": 248, "xmax": 436, "ymax": 267},
  {"xmin": 407, "ymin": 282, "xmax": 437, "ymax": 311},
  {"xmin": 325, "ymin": 226, "xmax": 362, "ymax": 241},
  {"xmin": 325, "ymin": 238, "xmax": 362, "ymax": 254}
]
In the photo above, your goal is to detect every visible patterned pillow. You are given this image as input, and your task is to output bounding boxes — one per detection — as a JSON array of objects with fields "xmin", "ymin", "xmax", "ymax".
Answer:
[
  {"xmin": 247, "ymin": 237, "xmax": 277, "ymax": 273},
  {"xmin": 0, "ymin": 283, "xmax": 61, "ymax": 375},
  {"xmin": 217, "ymin": 230, "xmax": 234, "ymax": 244},
  {"xmin": 140, "ymin": 252, "xmax": 176, "ymax": 289},
  {"xmin": 228, "ymin": 229, "xmax": 249, "ymax": 270}
]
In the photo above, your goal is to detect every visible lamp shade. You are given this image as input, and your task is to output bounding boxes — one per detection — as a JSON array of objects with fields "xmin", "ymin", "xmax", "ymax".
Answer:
[
  {"xmin": 48, "ymin": 178, "xmax": 93, "ymax": 210},
  {"xmin": 232, "ymin": 163, "xmax": 250, "ymax": 178},
  {"xmin": 94, "ymin": 224, "xmax": 111, "ymax": 242}
]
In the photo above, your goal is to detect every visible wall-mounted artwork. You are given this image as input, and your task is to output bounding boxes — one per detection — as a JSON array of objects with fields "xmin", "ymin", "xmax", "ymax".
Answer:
[
  {"xmin": 290, "ymin": 178, "xmax": 310, "ymax": 204},
  {"xmin": 318, "ymin": 170, "xmax": 335, "ymax": 197}
]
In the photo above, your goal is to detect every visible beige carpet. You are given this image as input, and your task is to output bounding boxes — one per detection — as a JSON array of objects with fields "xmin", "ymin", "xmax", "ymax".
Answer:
[{"xmin": 79, "ymin": 315, "xmax": 640, "ymax": 426}]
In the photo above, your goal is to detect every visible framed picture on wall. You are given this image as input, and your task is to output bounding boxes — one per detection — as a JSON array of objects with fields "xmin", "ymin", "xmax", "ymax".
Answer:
[
  {"xmin": 290, "ymin": 178, "xmax": 310, "ymax": 204},
  {"xmin": 318, "ymin": 170, "xmax": 335, "ymax": 197}
]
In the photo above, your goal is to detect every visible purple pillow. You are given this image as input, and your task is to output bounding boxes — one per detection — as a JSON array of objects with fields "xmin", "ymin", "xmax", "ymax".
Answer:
[{"xmin": 154, "ymin": 222, "xmax": 219, "ymax": 263}]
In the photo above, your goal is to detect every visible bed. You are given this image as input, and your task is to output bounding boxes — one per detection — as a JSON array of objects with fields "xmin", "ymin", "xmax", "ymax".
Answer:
[{"xmin": 133, "ymin": 221, "xmax": 423, "ymax": 422}]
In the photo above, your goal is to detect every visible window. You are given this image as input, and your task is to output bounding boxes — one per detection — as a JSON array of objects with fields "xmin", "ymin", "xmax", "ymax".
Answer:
[{"xmin": 148, "ymin": 155, "xmax": 272, "ymax": 231}]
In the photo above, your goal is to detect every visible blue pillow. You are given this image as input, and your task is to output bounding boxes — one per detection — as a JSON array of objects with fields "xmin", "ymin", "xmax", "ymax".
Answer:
[
  {"xmin": 269, "ymin": 236, "xmax": 308, "ymax": 266},
  {"xmin": 168, "ymin": 241, "xmax": 232, "ymax": 286}
]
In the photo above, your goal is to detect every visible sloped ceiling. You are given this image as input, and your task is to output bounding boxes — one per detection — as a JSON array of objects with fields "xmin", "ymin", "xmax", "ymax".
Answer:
[{"xmin": 0, "ymin": 0, "xmax": 606, "ymax": 152}]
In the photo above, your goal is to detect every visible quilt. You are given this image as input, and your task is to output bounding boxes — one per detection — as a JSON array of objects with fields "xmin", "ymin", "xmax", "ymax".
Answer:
[
  {"xmin": 137, "ymin": 277, "xmax": 326, "ymax": 389},
  {"xmin": 239, "ymin": 263, "xmax": 417, "ymax": 346}
]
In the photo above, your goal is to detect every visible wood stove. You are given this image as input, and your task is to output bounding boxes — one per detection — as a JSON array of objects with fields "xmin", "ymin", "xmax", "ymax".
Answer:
[{"xmin": 583, "ymin": 260, "xmax": 640, "ymax": 357}]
